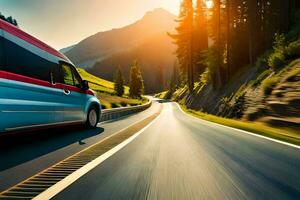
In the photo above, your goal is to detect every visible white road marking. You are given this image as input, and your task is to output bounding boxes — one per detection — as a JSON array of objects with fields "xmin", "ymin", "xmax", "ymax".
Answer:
[
  {"xmin": 176, "ymin": 103, "xmax": 300, "ymax": 150},
  {"xmin": 33, "ymin": 111, "xmax": 161, "ymax": 200}
]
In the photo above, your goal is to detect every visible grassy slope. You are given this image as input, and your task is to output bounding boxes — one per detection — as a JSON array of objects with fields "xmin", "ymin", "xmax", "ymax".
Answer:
[
  {"xmin": 77, "ymin": 68, "xmax": 129, "ymax": 94},
  {"xmin": 77, "ymin": 68, "xmax": 145, "ymax": 109},
  {"xmin": 181, "ymin": 105, "xmax": 300, "ymax": 146}
]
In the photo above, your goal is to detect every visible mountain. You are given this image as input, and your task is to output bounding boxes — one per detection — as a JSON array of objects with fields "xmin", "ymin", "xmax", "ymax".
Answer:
[
  {"xmin": 90, "ymin": 31, "xmax": 175, "ymax": 93},
  {"xmin": 60, "ymin": 45, "xmax": 75, "ymax": 54},
  {"xmin": 62, "ymin": 8, "xmax": 177, "ymax": 93},
  {"xmin": 64, "ymin": 8, "xmax": 176, "ymax": 68}
]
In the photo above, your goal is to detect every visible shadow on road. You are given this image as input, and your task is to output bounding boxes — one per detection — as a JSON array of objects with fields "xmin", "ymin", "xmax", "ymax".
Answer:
[
  {"xmin": 156, "ymin": 99, "xmax": 171, "ymax": 104},
  {"xmin": 0, "ymin": 125, "xmax": 104, "ymax": 171}
]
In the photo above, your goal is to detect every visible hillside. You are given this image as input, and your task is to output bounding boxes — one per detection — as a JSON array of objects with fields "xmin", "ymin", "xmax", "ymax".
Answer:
[
  {"xmin": 158, "ymin": 21, "xmax": 300, "ymax": 143},
  {"xmin": 77, "ymin": 68, "xmax": 120, "ymax": 94},
  {"xmin": 89, "ymin": 32, "xmax": 175, "ymax": 93},
  {"xmin": 170, "ymin": 60, "xmax": 300, "ymax": 131},
  {"xmin": 158, "ymin": 60, "xmax": 300, "ymax": 144},
  {"xmin": 60, "ymin": 45, "xmax": 75, "ymax": 54}
]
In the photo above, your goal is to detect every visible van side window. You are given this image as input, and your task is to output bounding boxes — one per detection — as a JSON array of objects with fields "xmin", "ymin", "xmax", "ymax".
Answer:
[
  {"xmin": 72, "ymin": 69, "xmax": 82, "ymax": 88},
  {"xmin": 51, "ymin": 64, "xmax": 61, "ymax": 84},
  {"xmin": 61, "ymin": 64, "xmax": 74, "ymax": 86},
  {"xmin": 2, "ymin": 38, "xmax": 54, "ymax": 82},
  {"xmin": 61, "ymin": 64, "xmax": 82, "ymax": 88}
]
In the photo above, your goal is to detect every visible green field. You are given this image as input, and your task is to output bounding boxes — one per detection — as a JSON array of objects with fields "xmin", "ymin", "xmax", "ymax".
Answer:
[
  {"xmin": 77, "ymin": 68, "xmax": 146, "ymax": 109},
  {"xmin": 77, "ymin": 68, "xmax": 129, "ymax": 94}
]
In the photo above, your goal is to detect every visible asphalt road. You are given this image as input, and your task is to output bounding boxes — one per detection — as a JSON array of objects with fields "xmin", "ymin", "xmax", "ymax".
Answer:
[
  {"xmin": 52, "ymin": 101, "xmax": 300, "ymax": 200},
  {"xmin": 0, "ymin": 100, "xmax": 161, "ymax": 192}
]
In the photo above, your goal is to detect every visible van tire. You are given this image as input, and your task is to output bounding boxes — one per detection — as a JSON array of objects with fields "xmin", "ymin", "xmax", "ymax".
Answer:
[{"xmin": 86, "ymin": 106, "xmax": 99, "ymax": 128}]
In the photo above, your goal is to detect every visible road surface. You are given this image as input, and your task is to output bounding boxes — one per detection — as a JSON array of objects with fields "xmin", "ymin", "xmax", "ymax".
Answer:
[
  {"xmin": 54, "ymin": 101, "xmax": 300, "ymax": 200},
  {"xmin": 0, "ymin": 101, "xmax": 161, "ymax": 192},
  {"xmin": 0, "ymin": 99, "xmax": 299, "ymax": 199}
]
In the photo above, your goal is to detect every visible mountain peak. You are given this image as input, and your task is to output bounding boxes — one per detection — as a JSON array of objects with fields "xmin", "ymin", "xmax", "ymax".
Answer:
[{"xmin": 142, "ymin": 8, "xmax": 176, "ymax": 20}]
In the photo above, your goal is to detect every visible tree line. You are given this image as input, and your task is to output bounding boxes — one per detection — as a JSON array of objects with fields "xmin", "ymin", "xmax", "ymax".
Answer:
[
  {"xmin": 0, "ymin": 12, "xmax": 18, "ymax": 26},
  {"xmin": 114, "ymin": 61, "xmax": 144, "ymax": 99},
  {"xmin": 171, "ymin": 0, "xmax": 300, "ymax": 92}
]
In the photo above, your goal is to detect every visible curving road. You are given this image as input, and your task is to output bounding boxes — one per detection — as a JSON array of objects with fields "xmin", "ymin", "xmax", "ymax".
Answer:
[{"xmin": 53, "ymin": 100, "xmax": 300, "ymax": 200}]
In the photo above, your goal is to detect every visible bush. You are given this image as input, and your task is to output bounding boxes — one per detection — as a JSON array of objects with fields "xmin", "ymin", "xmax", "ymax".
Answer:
[
  {"xmin": 120, "ymin": 101, "xmax": 128, "ymax": 107},
  {"xmin": 268, "ymin": 52, "xmax": 286, "ymax": 69},
  {"xmin": 262, "ymin": 77, "xmax": 279, "ymax": 95},
  {"xmin": 268, "ymin": 33, "xmax": 286, "ymax": 69},
  {"xmin": 255, "ymin": 50, "xmax": 272, "ymax": 69},
  {"xmin": 250, "ymin": 69, "xmax": 272, "ymax": 87},
  {"xmin": 111, "ymin": 102, "xmax": 121, "ymax": 108},
  {"xmin": 199, "ymin": 68, "xmax": 210, "ymax": 85},
  {"xmin": 286, "ymin": 39, "xmax": 300, "ymax": 59}
]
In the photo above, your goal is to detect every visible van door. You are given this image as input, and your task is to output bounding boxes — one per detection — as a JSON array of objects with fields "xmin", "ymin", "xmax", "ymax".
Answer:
[
  {"xmin": 60, "ymin": 63, "xmax": 86, "ymax": 123},
  {"xmin": 0, "ymin": 34, "xmax": 62, "ymax": 131}
]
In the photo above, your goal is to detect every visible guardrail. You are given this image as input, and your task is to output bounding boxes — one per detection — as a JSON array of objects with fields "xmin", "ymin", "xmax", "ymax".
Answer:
[
  {"xmin": 100, "ymin": 100, "xmax": 152, "ymax": 122},
  {"xmin": 84, "ymin": 80, "xmax": 152, "ymax": 122}
]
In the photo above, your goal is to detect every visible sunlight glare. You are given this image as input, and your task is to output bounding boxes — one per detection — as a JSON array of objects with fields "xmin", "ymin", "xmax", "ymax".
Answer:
[
  {"xmin": 162, "ymin": 0, "xmax": 181, "ymax": 15},
  {"xmin": 206, "ymin": 0, "xmax": 214, "ymax": 9}
]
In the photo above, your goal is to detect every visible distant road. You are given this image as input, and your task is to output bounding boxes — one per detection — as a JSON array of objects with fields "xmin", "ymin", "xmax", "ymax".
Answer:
[{"xmin": 54, "ymin": 101, "xmax": 300, "ymax": 200}]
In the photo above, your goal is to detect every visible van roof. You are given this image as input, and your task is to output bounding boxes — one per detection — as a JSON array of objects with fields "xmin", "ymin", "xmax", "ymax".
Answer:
[{"xmin": 0, "ymin": 19, "xmax": 72, "ymax": 64}]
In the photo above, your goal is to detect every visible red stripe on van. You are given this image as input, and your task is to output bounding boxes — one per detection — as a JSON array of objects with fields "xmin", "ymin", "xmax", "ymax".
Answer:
[
  {"xmin": 0, "ymin": 70, "xmax": 57, "ymax": 88},
  {"xmin": 0, "ymin": 70, "xmax": 94, "ymax": 96},
  {"xmin": 0, "ymin": 19, "xmax": 69, "ymax": 62}
]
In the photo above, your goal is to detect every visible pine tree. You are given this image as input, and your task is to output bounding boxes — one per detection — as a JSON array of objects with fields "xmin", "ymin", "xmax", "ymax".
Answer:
[
  {"xmin": 247, "ymin": 0, "xmax": 258, "ymax": 67},
  {"xmin": 129, "ymin": 61, "xmax": 144, "ymax": 98},
  {"xmin": 226, "ymin": 0, "xmax": 231, "ymax": 80},
  {"xmin": 0, "ymin": 13, "xmax": 5, "ymax": 21},
  {"xmin": 12, "ymin": 19, "xmax": 18, "ymax": 26},
  {"xmin": 194, "ymin": 0, "xmax": 209, "ymax": 77},
  {"xmin": 171, "ymin": 0, "xmax": 297, "ymax": 90},
  {"xmin": 169, "ymin": 63, "xmax": 179, "ymax": 93},
  {"xmin": 114, "ymin": 67, "xmax": 125, "ymax": 97},
  {"xmin": 211, "ymin": 0, "xmax": 222, "ymax": 88},
  {"xmin": 170, "ymin": 0, "xmax": 194, "ymax": 92}
]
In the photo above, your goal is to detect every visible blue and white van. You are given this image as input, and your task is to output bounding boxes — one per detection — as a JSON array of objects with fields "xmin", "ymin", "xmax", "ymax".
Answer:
[{"xmin": 0, "ymin": 19, "xmax": 101, "ymax": 133}]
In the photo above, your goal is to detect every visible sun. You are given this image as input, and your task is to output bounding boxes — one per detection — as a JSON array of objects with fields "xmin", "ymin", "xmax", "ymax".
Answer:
[
  {"xmin": 162, "ymin": 0, "xmax": 181, "ymax": 15},
  {"xmin": 205, "ymin": 0, "xmax": 214, "ymax": 9}
]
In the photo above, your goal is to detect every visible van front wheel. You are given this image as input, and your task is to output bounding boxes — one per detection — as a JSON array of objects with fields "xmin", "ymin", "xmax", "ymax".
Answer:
[{"xmin": 86, "ymin": 107, "xmax": 99, "ymax": 128}]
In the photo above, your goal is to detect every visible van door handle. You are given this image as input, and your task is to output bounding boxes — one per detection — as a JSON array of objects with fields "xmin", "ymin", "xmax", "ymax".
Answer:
[{"xmin": 63, "ymin": 89, "xmax": 71, "ymax": 95}]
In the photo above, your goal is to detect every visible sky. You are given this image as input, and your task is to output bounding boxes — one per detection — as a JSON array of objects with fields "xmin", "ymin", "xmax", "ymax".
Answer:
[{"xmin": 0, "ymin": 0, "xmax": 180, "ymax": 50}]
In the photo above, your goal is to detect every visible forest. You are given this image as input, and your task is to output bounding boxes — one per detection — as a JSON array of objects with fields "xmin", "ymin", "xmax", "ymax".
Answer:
[{"xmin": 171, "ymin": 0, "xmax": 300, "ymax": 92}]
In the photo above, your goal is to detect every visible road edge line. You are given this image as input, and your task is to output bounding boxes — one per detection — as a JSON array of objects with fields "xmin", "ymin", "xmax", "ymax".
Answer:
[
  {"xmin": 175, "ymin": 103, "xmax": 300, "ymax": 150},
  {"xmin": 33, "ymin": 111, "xmax": 161, "ymax": 200}
]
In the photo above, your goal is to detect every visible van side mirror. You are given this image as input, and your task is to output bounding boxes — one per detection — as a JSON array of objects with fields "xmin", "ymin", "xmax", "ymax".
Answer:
[{"xmin": 82, "ymin": 80, "xmax": 89, "ymax": 90}]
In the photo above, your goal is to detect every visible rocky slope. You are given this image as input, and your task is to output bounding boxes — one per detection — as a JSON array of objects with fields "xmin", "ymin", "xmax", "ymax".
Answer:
[
  {"xmin": 170, "ymin": 60, "xmax": 300, "ymax": 131},
  {"xmin": 244, "ymin": 61, "xmax": 300, "ymax": 130}
]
